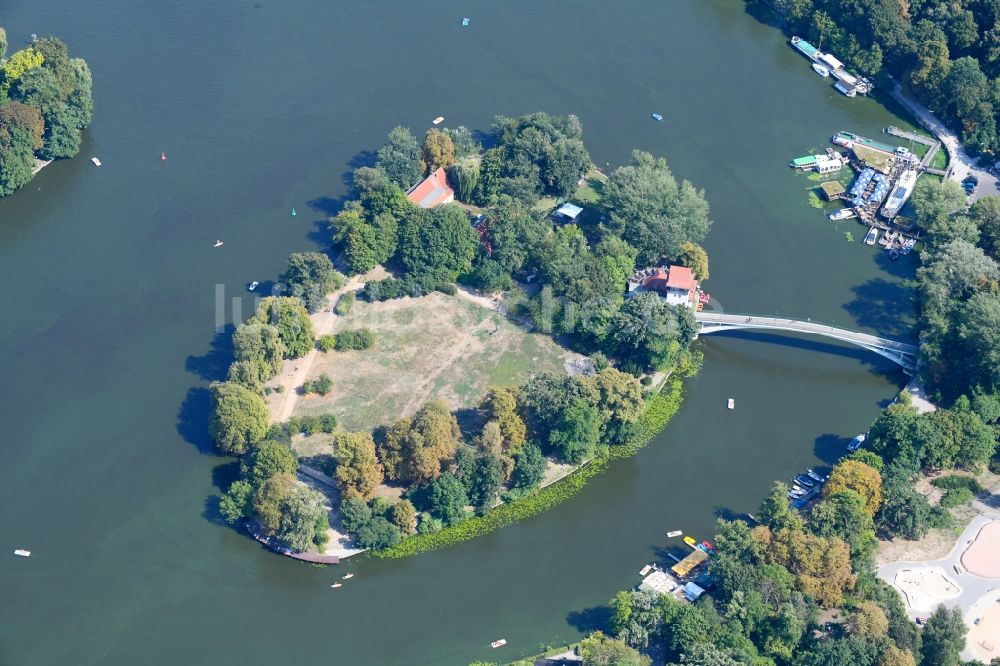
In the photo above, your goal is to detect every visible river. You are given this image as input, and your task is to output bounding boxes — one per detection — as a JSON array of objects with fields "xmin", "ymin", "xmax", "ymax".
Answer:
[{"xmin": 0, "ymin": 1, "xmax": 916, "ymax": 664}]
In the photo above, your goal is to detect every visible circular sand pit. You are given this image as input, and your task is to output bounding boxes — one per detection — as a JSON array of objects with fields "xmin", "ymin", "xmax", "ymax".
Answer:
[
  {"xmin": 961, "ymin": 521, "xmax": 1000, "ymax": 578},
  {"xmin": 893, "ymin": 566, "xmax": 961, "ymax": 612},
  {"xmin": 966, "ymin": 593, "xmax": 1000, "ymax": 661}
]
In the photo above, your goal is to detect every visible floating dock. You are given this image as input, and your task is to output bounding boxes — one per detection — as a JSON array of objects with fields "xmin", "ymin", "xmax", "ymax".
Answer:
[{"xmin": 671, "ymin": 548, "xmax": 708, "ymax": 579}]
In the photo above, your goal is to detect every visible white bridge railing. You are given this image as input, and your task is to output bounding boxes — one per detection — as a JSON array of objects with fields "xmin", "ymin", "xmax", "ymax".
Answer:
[{"xmin": 694, "ymin": 311, "xmax": 918, "ymax": 373}]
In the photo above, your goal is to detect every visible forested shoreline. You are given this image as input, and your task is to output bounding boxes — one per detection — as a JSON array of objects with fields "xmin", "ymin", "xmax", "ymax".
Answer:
[
  {"xmin": 0, "ymin": 27, "xmax": 94, "ymax": 196},
  {"xmin": 750, "ymin": 0, "xmax": 1000, "ymax": 158}
]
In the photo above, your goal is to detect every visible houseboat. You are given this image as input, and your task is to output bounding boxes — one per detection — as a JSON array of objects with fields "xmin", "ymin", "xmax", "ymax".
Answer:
[{"xmin": 881, "ymin": 169, "xmax": 918, "ymax": 219}]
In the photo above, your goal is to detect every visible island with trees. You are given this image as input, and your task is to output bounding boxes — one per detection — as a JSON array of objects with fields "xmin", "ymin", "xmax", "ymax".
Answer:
[
  {"xmin": 206, "ymin": 112, "xmax": 715, "ymax": 559},
  {"xmin": 0, "ymin": 27, "xmax": 94, "ymax": 196}
]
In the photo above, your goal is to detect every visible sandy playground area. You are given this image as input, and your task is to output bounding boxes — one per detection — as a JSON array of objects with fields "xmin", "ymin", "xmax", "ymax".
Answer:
[
  {"xmin": 961, "ymin": 521, "xmax": 1000, "ymax": 579},
  {"xmin": 893, "ymin": 566, "xmax": 962, "ymax": 612},
  {"xmin": 966, "ymin": 592, "xmax": 1000, "ymax": 662}
]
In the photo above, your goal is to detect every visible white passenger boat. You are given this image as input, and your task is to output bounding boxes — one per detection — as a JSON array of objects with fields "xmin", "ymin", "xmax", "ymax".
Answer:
[
  {"xmin": 666, "ymin": 530, "xmax": 682, "ymax": 538},
  {"xmin": 829, "ymin": 208, "xmax": 856, "ymax": 221},
  {"xmin": 864, "ymin": 227, "xmax": 878, "ymax": 245},
  {"xmin": 13, "ymin": 549, "xmax": 30, "ymax": 557},
  {"xmin": 432, "ymin": 116, "xmax": 444, "ymax": 125},
  {"xmin": 90, "ymin": 157, "xmax": 102, "ymax": 166},
  {"xmin": 491, "ymin": 639, "xmax": 507, "ymax": 649},
  {"xmin": 812, "ymin": 63, "xmax": 830, "ymax": 77},
  {"xmin": 727, "ymin": 398, "xmax": 735, "ymax": 409}
]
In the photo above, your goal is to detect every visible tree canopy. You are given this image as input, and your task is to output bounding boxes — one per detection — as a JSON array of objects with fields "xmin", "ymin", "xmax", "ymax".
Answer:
[
  {"xmin": 209, "ymin": 381, "xmax": 269, "ymax": 455},
  {"xmin": 252, "ymin": 296, "xmax": 315, "ymax": 358}
]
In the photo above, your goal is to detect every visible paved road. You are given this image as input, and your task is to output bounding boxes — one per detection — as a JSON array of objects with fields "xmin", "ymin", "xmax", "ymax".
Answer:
[
  {"xmin": 890, "ymin": 83, "xmax": 999, "ymax": 203},
  {"xmin": 878, "ymin": 513, "xmax": 1000, "ymax": 662}
]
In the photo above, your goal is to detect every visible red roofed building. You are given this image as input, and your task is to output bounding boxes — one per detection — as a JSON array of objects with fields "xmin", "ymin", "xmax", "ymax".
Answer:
[
  {"xmin": 406, "ymin": 167, "xmax": 455, "ymax": 208},
  {"xmin": 631, "ymin": 265, "xmax": 698, "ymax": 308}
]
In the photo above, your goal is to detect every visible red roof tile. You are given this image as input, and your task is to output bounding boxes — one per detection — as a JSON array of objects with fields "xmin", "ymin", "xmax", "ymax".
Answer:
[{"xmin": 406, "ymin": 167, "xmax": 455, "ymax": 208}]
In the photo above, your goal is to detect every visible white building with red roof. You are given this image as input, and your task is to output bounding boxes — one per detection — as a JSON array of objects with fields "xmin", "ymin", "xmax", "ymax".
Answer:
[
  {"xmin": 406, "ymin": 167, "xmax": 455, "ymax": 208},
  {"xmin": 627, "ymin": 265, "xmax": 698, "ymax": 308}
]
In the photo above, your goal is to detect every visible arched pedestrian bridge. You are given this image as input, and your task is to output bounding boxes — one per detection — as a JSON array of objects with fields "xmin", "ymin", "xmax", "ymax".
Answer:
[{"xmin": 694, "ymin": 312, "xmax": 919, "ymax": 374}]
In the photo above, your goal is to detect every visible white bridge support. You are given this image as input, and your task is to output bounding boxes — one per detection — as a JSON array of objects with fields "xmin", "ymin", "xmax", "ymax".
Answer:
[{"xmin": 694, "ymin": 312, "xmax": 919, "ymax": 374}]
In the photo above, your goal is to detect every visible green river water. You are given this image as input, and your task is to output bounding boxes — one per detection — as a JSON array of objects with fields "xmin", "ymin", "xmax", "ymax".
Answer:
[{"xmin": 0, "ymin": 1, "xmax": 919, "ymax": 664}]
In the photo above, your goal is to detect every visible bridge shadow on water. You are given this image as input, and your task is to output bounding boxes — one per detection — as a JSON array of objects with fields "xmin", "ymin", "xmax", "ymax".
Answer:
[{"xmin": 699, "ymin": 328, "xmax": 901, "ymax": 376}]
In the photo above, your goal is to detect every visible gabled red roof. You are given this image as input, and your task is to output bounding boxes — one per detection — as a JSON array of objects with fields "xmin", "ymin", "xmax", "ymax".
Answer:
[
  {"xmin": 665, "ymin": 265, "xmax": 695, "ymax": 291},
  {"xmin": 406, "ymin": 167, "xmax": 454, "ymax": 208}
]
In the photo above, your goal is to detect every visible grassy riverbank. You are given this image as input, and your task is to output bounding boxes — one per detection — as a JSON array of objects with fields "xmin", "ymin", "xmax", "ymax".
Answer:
[{"xmin": 371, "ymin": 377, "xmax": 687, "ymax": 559}]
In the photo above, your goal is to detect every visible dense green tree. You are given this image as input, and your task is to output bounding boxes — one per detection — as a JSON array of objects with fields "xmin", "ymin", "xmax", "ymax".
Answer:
[
  {"xmin": 331, "ymin": 206, "xmax": 398, "ymax": 275},
  {"xmin": 397, "ymin": 203, "xmax": 478, "ymax": 280},
  {"xmin": 226, "ymin": 359, "xmax": 265, "ymax": 392},
  {"xmin": 809, "ymin": 489, "xmax": 878, "ymax": 566},
  {"xmin": 877, "ymin": 458, "xmax": 931, "ymax": 539},
  {"xmin": 911, "ymin": 179, "xmax": 975, "ymax": 247},
  {"xmin": 920, "ymin": 605, "xmax": 966, "ymax": 666},
  {"xmin": 578, "ymin": 631, "xmax": 651, "ymax": 666},
  {"xmin": 339, "ymin": 495, "xmax": 372, "ymax": 534},
  {"xmin": 867, "ymin": 402, "xmax": 921, "ymax": 465},
  {"xmin": 603, "ymin": 150, "xmax": 712, "ymax": 264},
  {"xmin": 759, "ymin": 481, "xmax": 805, "ymax": 531},
  {"xmin": 219, "ymin": 480, "xmax": 253, "ymax": 524},
  {"xmin": 511, "ymin": 442, "xmax": 547, "ymax": 489},
  {"xmin": 609, "ymin": 589, "xmax": 663, "ymax": 650},
  {"xmin": 479, "ymin": 386, "xmax": 527, "ymax": 454},
  {"xmin": 444, "ymin": 126, "xmax": 480, "ymax": 158},
  {"xmin": 243, "ymin": 439, "xmax": 297, "ymax": 489},
  {"xmin": 608, "ymin": 293, "xmax": 697, "ymax": 371},
  {"xmin": 799, "ymin": 636, "xmax": 881, "ymax": 666},
  {"xmin": 956, "ymin": 290, "xmax": 1000, "ymax": 396},
  {"xmin": 332, "ymin": 431, "xmax": 384, "ymax": 499},
  {"xmin": 0, "ymin": 26, "xmax": 7, "ymax": 62},
  {"xmin": 481, "ymin": 198, "xmax": 548, "ymax": 276},
  {"xmin": 376, "ymin": 125, "xmax": 423, "ymax": 189},
  {"xmin": 972, "ymin": 196, "xmax": 1000, "ymax": 260},
  {"xmin": 379, "ymin": 400, "xmax": 461, "ymax": 483},
  {"xmin": 752, "ymin": 524, "xmax": 855, "ymax": 607},
  {"xmin": 252, "ymin": 472, "xmax": 295, "ymax": 533},
  {"xmin": 917, "ymin": 404, "xmax": 998, "ymax": 469},
  {"xmin": 823, "ymin": 460, "xmax": 882, "ymax": 516},
  {"xmin": 280, "ymin": 252, "xmax": 343, "ymax": 313},
  {"xmin": 209, "ymin": 381, "xmax": 269, "ymax": 455},
  {"xmin": 276, "ymin": 482, "xmax": 329, "ymax": 551},
  {"xmin": 583, "ymin": 367, "xmax": 644, "ymax": 446},
  {"xmin": 252, "ymin": 296, "xmax": 314, "ymax": 358},
  {"xmin": 678, "ymin": 242, "xmax": 710, "ymax": 280},
  {"xmin": 232, "ymin": 322, "xmax": 284, "ymax": 381},
  {"xmin": 0, "ymin": 102, "xmax": 44, "ymax": 196},
  {"xmin": 421, "ymin": 128, "xmax": 455, "ymax": 173},
  {"xmin": 0, "ymin": 47, "xmax": 44, "ymax": 93},
  {"xmin": 448, "ymin": 159, "xmax": 480, "ymax": 203},
  {"xmin": 667, "ymin": 643, "xmax": 742, "ymax": 666},
  {"xmin": 464, "ymin": 258, "xmax": 513, "ymax": 293},
  {"xmin": 548, "ymin": 398, "xmax": 602, "ymax": 463},
  {"xmin": 468, "ymin": 452, "xmax": 505, "ymax": 514},
  {"xmin": 391, "ymin": 499, "xmax": 417, "ymax": 535},
  {"xmin": 428, "ymin": 472, "xmax": 468, "ymax": 525},
  {"xmin": 354, "ymin": 516, "xmax": 401, "ymax": 549}
]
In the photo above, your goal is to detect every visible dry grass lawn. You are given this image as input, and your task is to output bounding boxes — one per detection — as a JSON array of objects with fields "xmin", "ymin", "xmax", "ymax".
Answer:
[{"xmin": 287, "ymin": 292, "xmax": 583, "ymax": 431}]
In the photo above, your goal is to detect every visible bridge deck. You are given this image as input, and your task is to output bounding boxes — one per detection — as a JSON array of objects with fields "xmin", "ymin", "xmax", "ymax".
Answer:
[{"xmin": 694, "ymin": 312, "xmax": 917, "ymax": 355}]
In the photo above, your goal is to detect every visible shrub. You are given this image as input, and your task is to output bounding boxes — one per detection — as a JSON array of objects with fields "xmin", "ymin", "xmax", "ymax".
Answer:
[
  {"xmin": 939, "ymin": 487, "xmax": 974, "ymax": 508},
  {"xmin": 931, "ymin": 475, "xmax": 983, "ymax": 493},
  {"xmin": 640, "ymin": 376, "xmax": 652, "ymax": 386},
  {"xmin": 318, "ymin": 414, "xmax": 337, "ymax": 433},
  {"xmin": 318, "ymin": 335, "xmax": 337, "ymax": 352},
  {"xmin": 335, "ymin": 291, "xmax": 356, "ymax": 315},
  {"xmin": 301, "ymin": 373, "xmax": 333, "ymax": 396},
  {"xmin": 335, "ymin": 328, "xmax": 375, "ymax": 351},
  {"xmin": 928, "ymin": 505, "xmax": 954, "ymax": 529}
]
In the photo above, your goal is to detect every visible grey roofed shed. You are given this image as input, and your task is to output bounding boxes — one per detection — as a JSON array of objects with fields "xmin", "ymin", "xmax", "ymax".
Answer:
[{"xmin": 555, "ymin": 203, "xmax": 583, "ymax": 220}]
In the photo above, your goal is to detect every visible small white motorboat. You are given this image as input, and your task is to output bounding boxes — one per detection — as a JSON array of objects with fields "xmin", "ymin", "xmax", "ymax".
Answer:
[
  {"xmin": 90, "ymin": 157, "xmax": 102, "ymax": 166},
  {"xmin": 651, "ymin": 113, "xmax": 664, "ymax": 122},
  {"xmin": 13, "ymin": 549, "xmax": 30, "ymax": 557},
  {"xmin": 491, "ymin": 639, "xmax": 507, "ymax": 649},
  {"xmin": 864, "ymin": 227, "xmax": 879, "ymax": 245},
  {"xmin": 342, "ymin": 573, "xmax": 354, "ymax": 580},
  {"xmin": 461, "ymin": 18, "xmax": 470, "ymax": 27},
  {"xmin": 666, "ymin": 530, "xmax": 682, "ymax": 538},
  {"xmin": 847, "ymin": 433, "xmax": 866, "ymax": 452},
  {"xmin": 639, "ymin": 564, "xmax": 653, "ymax": 576},
  {"xmin": 727, "ymin": 398, "xmax": 735, "ymax": 410},
  {"xmin": 812, "ymin": 63, "xmax": 830, "ymax": 77},
  {"xmin": 248, "ymin": 281, "xmax": 259, "ymax": 291},
  {"xmin": 432, "ymin": 116, "xmax": 444, "ymax": 125},
  {"xmin": 213, "ymin": 240, "xmax": 224, "ymax": 248},
  {"xmin": 829, "ymin": 208, "xmax": 856, "ymax": 221},
  {"xmin": 330, "ymin": 582, "xmax": 343, "ymax": 588}
]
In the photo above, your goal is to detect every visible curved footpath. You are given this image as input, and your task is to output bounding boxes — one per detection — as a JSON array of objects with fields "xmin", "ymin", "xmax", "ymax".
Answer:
[{"xmin": 890, "ymin": 83, "xmax": 999, "ymax": 201}]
